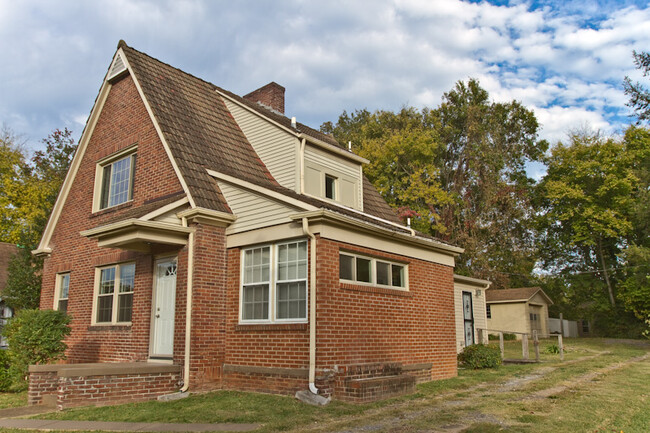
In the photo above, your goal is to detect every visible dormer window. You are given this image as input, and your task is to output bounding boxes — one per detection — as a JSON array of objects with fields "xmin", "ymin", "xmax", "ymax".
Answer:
[
  {"xmin": 94, "ymin": 146, "xmax": 137, "ymax": 211},
  {"xmin": 325, "ymin": 175, "xmax": 337, "ymax": 200}
]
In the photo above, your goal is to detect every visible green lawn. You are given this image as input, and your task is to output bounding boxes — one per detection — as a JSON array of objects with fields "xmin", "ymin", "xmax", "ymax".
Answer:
[{"xmin": 0, "ymin": 338, "xmax": 645, "ymax": 432}]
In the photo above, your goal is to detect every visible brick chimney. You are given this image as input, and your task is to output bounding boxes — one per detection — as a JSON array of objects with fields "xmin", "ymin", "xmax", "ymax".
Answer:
[{"xmin": 243, "ymin": 82, "xmax": 285, "ymax": 114}]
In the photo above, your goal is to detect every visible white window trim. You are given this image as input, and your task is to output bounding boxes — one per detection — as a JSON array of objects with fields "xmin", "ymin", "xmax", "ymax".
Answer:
[
  {"xmin": 53, "ymin": 272, "xmax": 70, "ymax": 311},
  {"xmin": 339, "ymin": 251, "xmax": 409, "ymax": 291},
  {"xmin": 92, "ymin": 144, "xmax": 137, "ymax": 212},
  {"xmin": 239, "ymin": 240, "xmax": 309, "ymax": 324},
  {"xmin": 91, "ymin": 262, "xmax": 135, "ymax": 326},
  {"xmin": 324, "ymin": 173, "xmax": 338, "ymax": 201}
]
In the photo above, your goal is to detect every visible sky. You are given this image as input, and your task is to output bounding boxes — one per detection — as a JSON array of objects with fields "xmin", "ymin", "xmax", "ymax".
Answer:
[{"xmin": 1, "ymin": 0, "xmax": 648, "ymax": 167}]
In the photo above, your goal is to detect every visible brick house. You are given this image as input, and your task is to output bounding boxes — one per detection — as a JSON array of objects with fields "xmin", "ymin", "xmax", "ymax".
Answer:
[{"xmin": 31, "ymin": 41, "xmax": 464, "ymax": 408}]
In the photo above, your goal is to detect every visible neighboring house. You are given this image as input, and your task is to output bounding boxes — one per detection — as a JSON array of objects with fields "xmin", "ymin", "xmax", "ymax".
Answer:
[
  {"xmin": 0, "ymin": 242, "xmax": 18, "ymax": 348},
  {"xmin": 31, "ymin": 41, "xmax": 465, "ymax": 407},
  {"xmin": 485, "ymin": 287, "xmax": 553, "ymax": 339},
  {"xmin": 453, "ymin": 274, "xmax": 491, "ymax": 352}
]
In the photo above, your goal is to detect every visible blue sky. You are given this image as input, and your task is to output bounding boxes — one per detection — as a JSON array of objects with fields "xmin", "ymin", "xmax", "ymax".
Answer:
[{"xmin": 1, "ymin": 0, "xmax": 648, "ymax": 164}]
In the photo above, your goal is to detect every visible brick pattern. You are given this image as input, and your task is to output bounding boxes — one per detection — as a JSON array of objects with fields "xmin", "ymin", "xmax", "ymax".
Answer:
[
  {"xmin": 243, "ymin": 82, "xmax": 285, "ymax": 114},
  {"xmin": 40, "ymin": 74, "xmax": 185, "ymax": 364},
  {"xmin": 29, "ymin": 370, "xmax": 179, "ymax": 410}
]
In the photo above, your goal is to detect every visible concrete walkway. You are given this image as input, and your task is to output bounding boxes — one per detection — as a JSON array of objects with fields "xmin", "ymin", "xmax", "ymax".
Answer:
[{"xmin": 0, "ymin": 419, "xmax": 260, "ymax": 432}]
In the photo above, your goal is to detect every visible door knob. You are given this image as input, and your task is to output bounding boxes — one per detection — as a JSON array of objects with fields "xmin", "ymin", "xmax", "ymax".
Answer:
[{"xmin": 155, "ymin": 314, "xmax": 160, "ymax": 318}]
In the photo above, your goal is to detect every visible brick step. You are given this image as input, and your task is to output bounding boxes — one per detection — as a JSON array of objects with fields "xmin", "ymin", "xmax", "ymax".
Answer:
[{"xmin": 344, "ymin": 374, "xmax": 415, "ymax": 403}]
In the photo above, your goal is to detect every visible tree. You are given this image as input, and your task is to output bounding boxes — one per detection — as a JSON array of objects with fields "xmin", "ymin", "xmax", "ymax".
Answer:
[
  {"xmin": 1, "ymin": 128, "xmax": 76, "ymax": 311},
  {"xmin": 322, "ymin": 80, "xmax": 547, "ymax": 287},
  {"xmin": 624, "ymin": 50, "xmax": 650, "ymax": 123}
]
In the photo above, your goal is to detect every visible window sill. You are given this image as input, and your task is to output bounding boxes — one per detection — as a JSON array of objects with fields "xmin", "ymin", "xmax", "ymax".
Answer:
[
  {"xmin": 340, "ymin": 282, "xmax": 412, "ymax": 297},
  {"xmin": 87, "ymin": 324, "xmax": 132, "ymax": 331},
  {"xmin": 90, "ymin": 200, "xmax": 134, "ymax": 218},
  {"xmin": 235, "ymin": 323, "xmax": 308, "ymax": 332}
]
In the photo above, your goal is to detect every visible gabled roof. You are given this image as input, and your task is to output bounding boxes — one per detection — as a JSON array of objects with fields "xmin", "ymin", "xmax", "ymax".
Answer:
[{"xmin": 485, "ymin": 287, "xmax": 553, "ymax": 305}]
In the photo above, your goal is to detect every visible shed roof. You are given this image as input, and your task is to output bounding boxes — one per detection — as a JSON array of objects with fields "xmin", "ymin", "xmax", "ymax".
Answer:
[{"xmin": 485, "ymin": 287, "xmax": 553, "ymax": 305}]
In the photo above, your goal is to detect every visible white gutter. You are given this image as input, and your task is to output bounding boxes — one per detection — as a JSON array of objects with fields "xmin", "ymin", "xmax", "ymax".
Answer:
[
  {"xmin": 180, "ymin": 216, "xmax": 195, "ymax": 393},
  {"xmin": 300, "ymin": 138, "xmax": 306, "ymax": 194},
  {"xmin": 302, "ymin": 217, "xmax": 319, "ymax": 395}
]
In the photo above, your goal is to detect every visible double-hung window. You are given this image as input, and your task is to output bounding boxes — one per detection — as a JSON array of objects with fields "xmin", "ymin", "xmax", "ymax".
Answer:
[
  {"xmin": 94, "ymin": 263, "xmax": 135, "ymax": 324},
  {"xmin": 241, "ymin": 240, "xmax": 307, "ymax": 323},
  {"xmin": 97, "ymin": 150, "xmax": 136, "ymax": 210},
  {"xmin": 339, "ymin": 252, "xmax": 407, "ymax": 289},
  {"xmin": 55, "ymin": 273, "xmax": 70, "ymax": 312}
]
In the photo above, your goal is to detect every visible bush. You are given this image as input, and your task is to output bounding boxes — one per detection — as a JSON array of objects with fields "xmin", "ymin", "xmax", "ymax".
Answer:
[
  {"xmin": 3, "ymin": 309, "xmax": 71, "ymax": 383},
  {"xmin": 488, "ymin": 333, "xmax": 516, "ymax": 341},
  {"xmin": 0, "ymin": 350, "xmax": 12, "ymax": 391},
  {"xmin": 458, "ymin": 344, "xmax": 502, "ymax": 369},
  {"xmin": 544, "ymin": 344, "xmax": 560, "ymax": 354}
]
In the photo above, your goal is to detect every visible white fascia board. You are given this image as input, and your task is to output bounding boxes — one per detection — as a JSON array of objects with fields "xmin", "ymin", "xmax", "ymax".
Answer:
[
  {"xmin": 205, "ymin": 169, "xmax": 317, "ymax": 212},
  {"xmin": 139, "ymin": 198, "xmax": 190, "ymax": 221},
  {"xmin": 453, "ymin": 274, "xmax": 492, "ymax": 289},
  {"xmin": 35, "ymin": 73, "xmax": 113, "ymax": 255},
  {"xmin": 291, "ymin": 210, "xmax": 464, "ymax": 256},
  {"xmin": 80, "ymin": 219, "xmax": 193, "ymax": 238}
]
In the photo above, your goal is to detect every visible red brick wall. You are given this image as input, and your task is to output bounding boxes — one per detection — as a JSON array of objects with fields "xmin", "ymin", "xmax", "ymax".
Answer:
[
  {"xmin": 40, "ymin": 73, "xmax": 186, "ymax": 364},
  {"xmin": 221, "ymin": 235, "xmax": 457, "ymax": 397}
]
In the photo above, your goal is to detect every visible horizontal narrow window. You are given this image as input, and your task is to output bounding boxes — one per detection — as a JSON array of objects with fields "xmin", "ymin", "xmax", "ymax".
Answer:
[{"xmin": 339, "ymin": 252, "xmax": 408, "ymax": 290}]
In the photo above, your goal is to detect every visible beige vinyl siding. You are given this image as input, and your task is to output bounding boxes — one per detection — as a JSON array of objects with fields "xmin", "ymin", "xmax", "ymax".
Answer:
[
  {"xmin": 304, "ymin": 144, "xmax": 362, "ymax": 209},
  {"xmin": 224, "ymin": 99, "xmax": 298, "ymax": 191},
  {"xmin": 454, "ymin": 283, "xmax": 488, "ymax": 353},
  {"xmin": 486, "ymin": 302, "xmax": 530, "ymax": 339},
  {"xmin": 218, "ymin": 181, "xmax": 299, "ymax": 234},
  {"xmin": 152, "ymin": 210, "xmax": 183, "ymax": 225}
]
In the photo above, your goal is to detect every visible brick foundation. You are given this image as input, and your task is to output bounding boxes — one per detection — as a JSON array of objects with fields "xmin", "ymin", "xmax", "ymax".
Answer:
[{"xmin": 28, "ymin": 363, "xmax": 180, "ymax": 410}]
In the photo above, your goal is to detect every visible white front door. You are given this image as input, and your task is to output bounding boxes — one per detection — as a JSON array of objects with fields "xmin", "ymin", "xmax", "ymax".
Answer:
[{"xmin": 151, "ymin": 259, "xmax": 177, "ymax": 357}]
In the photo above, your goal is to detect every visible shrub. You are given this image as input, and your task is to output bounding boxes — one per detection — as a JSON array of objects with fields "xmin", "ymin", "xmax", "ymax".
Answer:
[
  {"xmin": 0, "ymin": 350, "xmax": 12, "ymax": 391},
  {"xmin": 544, "ymin": 344, "xmax": 560, "ymax": 354},
  {"xmin": 458, "ymin": 344, "xmax": 502, "ymax": 369},
  {"xmin": 488, "ymin": 333, "xmax": 516, "ymax": 341},
  {"xmin": 3, "ymin": 309, "xmax": 71, "ymax": 382}
]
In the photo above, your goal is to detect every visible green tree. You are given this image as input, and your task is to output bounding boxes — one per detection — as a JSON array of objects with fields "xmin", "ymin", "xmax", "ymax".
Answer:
[
  {"xmin": 624, "ymin": 50, "xmax": 650, "ymax": 123},
  {"xmin": 1, "ymin": 128, "xmax": 76, "ymax": 311},
  {"xmin": 536, "ymin": 129, "xmax": 641, "ymax": 311},
  {"xmin": 322, "ymin": 80, "xmax": 547, "ymax": 287}
]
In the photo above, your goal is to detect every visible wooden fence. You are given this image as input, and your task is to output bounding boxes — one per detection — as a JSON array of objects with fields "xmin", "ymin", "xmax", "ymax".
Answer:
[{"xmin": 476, "ymin": 328, "xmax": 564, "ymax": 362}]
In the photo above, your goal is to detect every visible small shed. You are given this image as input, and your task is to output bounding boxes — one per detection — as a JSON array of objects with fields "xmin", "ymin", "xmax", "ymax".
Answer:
[
  {"xmin": 485, "ymin": 287, "xmax": 553, "ymax": 339},
  {"xmin": 454, "ymin": 275, "xmax": 491, "ymax": 352}
]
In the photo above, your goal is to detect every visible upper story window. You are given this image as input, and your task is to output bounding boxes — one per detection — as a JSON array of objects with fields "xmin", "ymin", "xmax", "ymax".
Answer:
[
  {"xmin": 241, "ymin": 240, "xmax": 308, "ymax": 323},
  {"xmin": 94, "ymin": 146, "xmax": 137, "ymax": 211},
  {"xmin": 325, "ymin": 174, "xmax": 337, "ymax": 200},
  {"xmin": 339, "ymin": 252, "xmax": 407, "ymax": 290},
  {"xmin": 94, "ymin": 262, "xmax": 135, "ymax": 324},
  {"xmin": 54, "ymin": 273, "xmax": 70, "ymax": 313}
]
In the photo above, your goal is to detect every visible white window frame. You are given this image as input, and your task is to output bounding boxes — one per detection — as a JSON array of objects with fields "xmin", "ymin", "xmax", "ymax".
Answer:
[
  {"xmin": 324, "ymin": 173, "xmax": 338, "ymax": 201},
  {"xmin": 93, "ymin": 145, "xmax": 137, "ymax": 212},
  {"xmin": 91, "ymin": 262, "xmax": 135, "ymax": 325},
  {"xmin": 53, "ymin": 272, "xmax": 70, "ymax": 312},
  {"xmin": 339, "ymin": 251, "xmax": 408, "ymax": 291},
  {"xmin": 239, "ymin": 240, "xmax": 308, "ymax": 324}
]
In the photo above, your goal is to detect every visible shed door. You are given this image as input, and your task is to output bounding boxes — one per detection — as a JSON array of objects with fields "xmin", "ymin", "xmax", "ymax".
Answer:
[
  {"xmin": 462, "ymin": 291, "xmax": 475, "ymax": 347},
  {"xmin": 151, "ymin": 259, "xmax": 177, "ymax": 357}
]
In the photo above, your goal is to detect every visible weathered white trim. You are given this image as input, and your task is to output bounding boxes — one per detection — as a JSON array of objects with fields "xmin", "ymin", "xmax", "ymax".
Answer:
[
  {"xmin": 35, "ymin": 73, "xmax": 113, "ymax": 255},
  {"xmin": 139, "ymin": 198, "xmax": 190, "ymax": 221},
  {"xmin": 176, "ymin": 207, "xmax": 237, "ymax": 227},
  {"xmin": 81, "ymin": 219, "xmax": 192, "ymax": 252},
  {"xmin": 119, "ymin": 49, "xmax": 196, "ymax": 208},
  {"xmin": 453, "ymin": 274, "xmax": 492, "ymax": 289},
  {"xmin": 206, "ymin": 169, "xmax": 317, "ymax": 212},
  {"xmin": 291, "ymin": 210, "xmax": 463, "ymax": 256}
]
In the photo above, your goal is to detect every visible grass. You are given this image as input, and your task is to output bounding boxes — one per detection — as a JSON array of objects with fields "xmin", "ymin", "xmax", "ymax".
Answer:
[
  {"xmin": 0, "ymin": 390, "xmax": 26, "ymax": 409},
  {"xmin": 0, "ymin": 338, "xmax": 645, "ymax": 432}
]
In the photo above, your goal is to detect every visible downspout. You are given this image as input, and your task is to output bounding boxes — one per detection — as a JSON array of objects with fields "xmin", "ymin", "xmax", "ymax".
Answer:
[
  {"xmin": 302, "ymin": 217, "xmax": 318, "ymax": 394},
  {"xmin": 180, "ymin": 216, "xmax": 195, "ymax": 393},
  {"xmin": 300, "ymin": 138, "xmax": 306, "ymax": 194}
]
